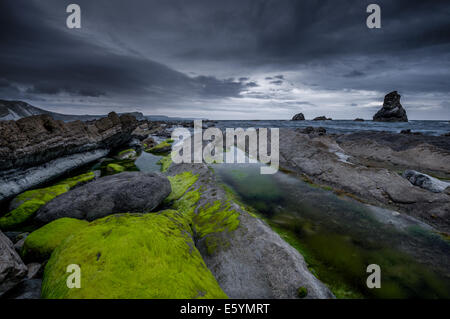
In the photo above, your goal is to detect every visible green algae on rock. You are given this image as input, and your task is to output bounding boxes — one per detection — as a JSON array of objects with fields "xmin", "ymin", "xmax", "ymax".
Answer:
[
  {"xmin": 22, "ymin": 218, "xmax": 89, "ymax": 262},
  {"xmin": 0, "ymin": 185, "xmax": 69, "ymax": 231},
  {"xmin": 165, "ymin": 171, "xmax": 199, "ymax": 203},
  {"xmin": 146, "ymin": 138, "xmax": 174, "ymax": 154},
  {"xmin": 157, "ymin": 154, "xmax": 173, "ymax": 172},
  {"xmin": 41, "ymin": 211, "xmax": 228, "ymax": 299},
  {"xmin": 0, "ymin": 172, "xmax": 96, "ymax": 231},
  {"xmin": 106, "ymin": 163, "xmax": 126, "ymax": 174}
]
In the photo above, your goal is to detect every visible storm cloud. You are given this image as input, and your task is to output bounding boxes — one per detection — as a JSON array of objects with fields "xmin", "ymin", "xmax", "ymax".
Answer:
[{"xmin": 0, "ymin": 0, "xmax": 449, "ymax": 119}]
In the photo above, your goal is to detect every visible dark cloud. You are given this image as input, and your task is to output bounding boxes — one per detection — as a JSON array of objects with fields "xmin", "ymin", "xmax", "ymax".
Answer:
[{"xmin": 0, "ymin": 0, "xmax": 449, "ymax": 119}]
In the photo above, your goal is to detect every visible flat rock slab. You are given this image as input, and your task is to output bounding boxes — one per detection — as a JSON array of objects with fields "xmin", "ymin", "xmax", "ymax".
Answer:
[{"xmin": 34, "ymin": 172, "xmax": 171, "ymax": 224}]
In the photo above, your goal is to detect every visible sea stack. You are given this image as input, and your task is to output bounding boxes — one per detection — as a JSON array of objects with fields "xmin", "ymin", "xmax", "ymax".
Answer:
[
  {"xmin": 373, "ymin": 91, "xmax": 408, "ymax": 122},
  {"xmin": 292, "ymin": 113, "xmax": 305, "ymax": 121}
]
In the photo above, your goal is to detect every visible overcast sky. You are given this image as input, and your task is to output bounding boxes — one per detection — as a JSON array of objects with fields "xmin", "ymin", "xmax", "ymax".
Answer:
[{"xmin": 1, "ymin": 0, "xmax": 449, "ymax": 119}]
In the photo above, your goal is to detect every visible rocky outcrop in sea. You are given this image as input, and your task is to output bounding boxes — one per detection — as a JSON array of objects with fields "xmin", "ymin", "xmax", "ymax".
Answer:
[{"xmin": 373, "ymin": 91, "xmax": 408, "ymax": 122}]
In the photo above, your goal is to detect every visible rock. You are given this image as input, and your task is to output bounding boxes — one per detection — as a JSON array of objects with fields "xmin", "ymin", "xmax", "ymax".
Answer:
[
  {"xmin": 292, "ymin": 113, "xmax": 305, "ymax": 121},
  {"xmin": 313, "ymin": 116, "xmax": 331, "ymax": 121},
  {"xmin": 115, "ymin": 149, "xmax": 137, "ymax": 161},
  {"xmin": 34, "ymin": 172, "xmax": 171, "ymax": 224},
  {"xmin": 402, "ymin": 170, "xmax": 450, "ymax": 193},
  {"xmin": 279, "ymin": 129, "xmax": 450, "ymax": 232},
  {"xmin": 106, "ymin": 163, "xmax": 126, "ymax": 174},
  {"xmin": 165, "ymin": 161, "xmax": 334, "ymax": 299},
  {"xmin": 297, "ymin": 126, "xmax": 326, "ymax": 136},
  {"xmin": 0, "ymin": 230, "xmax": 27, "ymax": 297},
  {"xmin": 13, "ymin": 237, "xmax": 26, "ymax": 254},
  {"xmin": 1, "ymin": 279, "xmax": 42, "ymax": 299},
  {"xmin": 373, "ymin": 91, "xmax": 408, "ymax": 122},
  {"xmin": 22, "ymin": 218, "xmax": 89, "ymax": 262},
  {"xmin": 354, "ymin": 118, "xmax": 364, "ymax": 122},
  {"xmin": 131, "ymin": 122, "xmax": 150, "ymax": 140},
  {"xmin": 26, "ymin": 263, "xmax": 42, "ymax": 279},
  {"xmin": 41, "ymin": 211, "xmax": 227, "ymax": 299},
  {"xmin": 0, "ymin": 172, "xmax": 97, "ymax": 230},
  {"xmin": 142, "ymin": 137, "xmax": 157, "ymax": 149},
  {"xmin": 0, "ymin": 150, "xmax": 108, "ymax": 202},
  {"xmin": 0, "ymin": 112, "xmax": 138, "ymax": 201},
  {"xmin": 146, "ymin": 139, "xmax": 174, "ymax": 154}
]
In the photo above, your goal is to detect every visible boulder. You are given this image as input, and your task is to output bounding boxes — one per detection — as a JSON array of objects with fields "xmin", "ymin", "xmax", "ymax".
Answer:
[
  {"xmin": 354, "ymin": 118, "xmax": 364, "ymax": 122},
  {"xmin": 34, "ymin": 172, "xmax": 171, "ymax": 224},
  {"xmin": 373, "ymin": 91, "xmax": 408, "ymax": 122},
  {"xmin": 0, "ymin": 230, "xmax": 27, "ymax": 296},
  {"xmin": 41, "ymin": 211, "xmax": 227, "ymax": 299},
  {"xmin": 402, "ymin": 170, "xmax": 450, "ymax": 193},
  {"xmin": 292, "ymin": 113, "xmax": 305, "ymax": 121}
]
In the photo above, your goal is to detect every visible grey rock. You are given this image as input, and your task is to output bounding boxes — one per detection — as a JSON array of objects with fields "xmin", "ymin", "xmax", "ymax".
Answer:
[
  {"xmin": 0, "ymin": 230, "xmax": 27, "ymax": 297},
  {"xmin": 167, "ymin": 162, "xmax": 334, "ymax": 299},
  {"xmin": 313, "ymin": 116, "xmax": 331, "ymax": 121},
  {"xmin": 373, "ymin": 91, "xmax": 408, "ymax": 122},
  {"xmin": 292, "ymin": 113, "xmax": 305, "ymax": 121},
  {"xmin": 403, "ymin": 170, "xmax": 450, "ymax": 193},
  {"xmin": 2, "ymin": 279, "xmax": 42, "ymax": 299},
  {"xmin": 0, "ymin": 149, "xmax": 108, "ymax": 202},
  {"xmin": 34, "ymin": 172, "xmax": 171, "ymax": 224},
  {"xmin": 13, "ymin": 237, "xmax": 26, "ymax": 254},
  {"xmin": 26, "ymin": 263, "xmax": 42, "ymax": 280}
]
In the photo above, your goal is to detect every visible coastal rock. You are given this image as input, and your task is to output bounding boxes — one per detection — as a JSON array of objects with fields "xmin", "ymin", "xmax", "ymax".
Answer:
[
  {"xmin": 278, "ymin": 129, "xmax": 450, "ymax": 232},
  {"xmin": 0, "ymin": 230, "xmax": 28, "ymax": 297},
  {"xmin": 41, "ymin": 211, "xmax": 227, "ymax": 299},
  {"xmin": 297, "ymin": 126, "xmax": 327, "ymax": 136},
  {"xmin": 166, "ymin": 162, "xmax": 334, "ymax": 299},
  {"xmin": 313, "ymin": 116, "xmax": 331, "ymax": 121},
  {"xmin": 402, "ymin": 170, "xmax": 450, "ymax": 193},
  {"xmin": 373, "ymin": 91, "xmax": 408, "ymax": 122},
  {"xmin": 142, "ymin": 137, "xmax": 157, "ymax": 149},
  {"xmin": 0, "ymin": 150, "xmax": 107, "ymax": 202},
  {"xmin": 354, "ymin": 118, "xmax": 364, "ymax": 122},
  {"xmin": 0, "ymin": 112, "xmax": 138, "ymax": 172},
  {"xmin": 1, "ymin": 279, "xmax": 42, "ymax": 299},
  {"xmin": 292, "ymin": 113, "xmax": 305, "ymax": 121},
  {"xmin": 34, "ymin": 172, "xmax": 171, "ymax": 224}
]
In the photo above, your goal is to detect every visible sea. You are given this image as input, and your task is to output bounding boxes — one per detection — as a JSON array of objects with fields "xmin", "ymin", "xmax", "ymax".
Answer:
[{"xmin": 209, "ymin": 120, "xmax": 450, "ymax": 136}]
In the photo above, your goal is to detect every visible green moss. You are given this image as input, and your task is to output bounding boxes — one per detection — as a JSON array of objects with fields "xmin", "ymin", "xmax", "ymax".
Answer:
[
  {"xmin": 193, "ymin": 201, "xmax": 240, "ymax": 255},
  {"xmin": 22, "ymin": 218, "xmax": 89, "ymax": 262},
  {"xmin": 297, "ymin": 286, "xmax": 308, "ymax": 298},
  {"xmin": 118, "ymin": 149, "xmax": 135, "ymax": 156},
  {"xmin": 41, "ymin": 211, "xmax": 228, "ymax": 299},
  {"xmin": 165, "ymin": 172, "xmax": 199, "ymax": 202},
  {"xmin": 146, "ymin": 139, "xmax": 174, "ymax": 154},
  {"xmin": 0, "ymin": 185, "xmax": 70, "ymax": 231},
  {"xmin": 106, "ymin": 163, "xmax": 125, "ymax": 174},
  {"xmin": 0, "ymin": 172, "xmax": 96, "ymax": 231},
  {"xmin": 157, "ymin": 154, "xmax": 172, "ymax": 172},
  {"xmin": 172, "ymin": 189, "xmax": 201, "ymax": 218},
  {"xmin": 57, "ymin": 172, "xmax": 95, "ymax": 188}
]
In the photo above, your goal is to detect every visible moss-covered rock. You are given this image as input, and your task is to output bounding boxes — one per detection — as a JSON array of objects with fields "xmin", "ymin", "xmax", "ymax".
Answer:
[
  {"xmin": 165, "ymin": 171, "xmax": 199, "ymax": 203},
  {"xmin": 21, "ymin": 218, "xmax": 89, "ymax": 262},
  {"xmin": 116, "ymin": 149, "xmax": 137, "ymax": 160},
  {"xmin": 0, "ymin": 173, "xmax": 96, "ymax": 231},
  {"xmin": 157, "ymin": 154, "xmax": 172, "ymax": 172},
  {"xmin": 0, "ymin": 185, "xmax": 69, "ymax": 231},
  {"xmin": 41, "ymin": 211, "xmax": 228, "ymax": 299},
  {"xmin": 106, "ymin": 163, "xmax": 125, "ymax": 174},
  {"xmin": 146, "ymin": 139, "xmax": 174, "ymax": 154},
  {"xmin": 297, "ymin": 286, "xmax": 308, "ymax": 298}
]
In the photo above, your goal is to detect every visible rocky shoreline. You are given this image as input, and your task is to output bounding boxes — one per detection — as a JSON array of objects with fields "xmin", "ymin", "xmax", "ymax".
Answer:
[{"xmin": 0, "ymin": 111, "xmax": 449, "ymax": 299}]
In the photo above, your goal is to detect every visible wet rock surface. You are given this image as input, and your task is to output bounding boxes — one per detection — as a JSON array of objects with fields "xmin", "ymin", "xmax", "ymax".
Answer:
[
  {"xmin": 166, "ymin": 162, "xmax": 334, "ymax": 299},
  {"xmin": 373, "ymin": 91, "xmax": 408, "ymax": 122},
  {"xmin": 34, "ymin": 172, "xmax": 171, "ymax": 224},
  {"xmin": 278, "ymin": 129, "xmax": 450, "ymax": 232}
]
